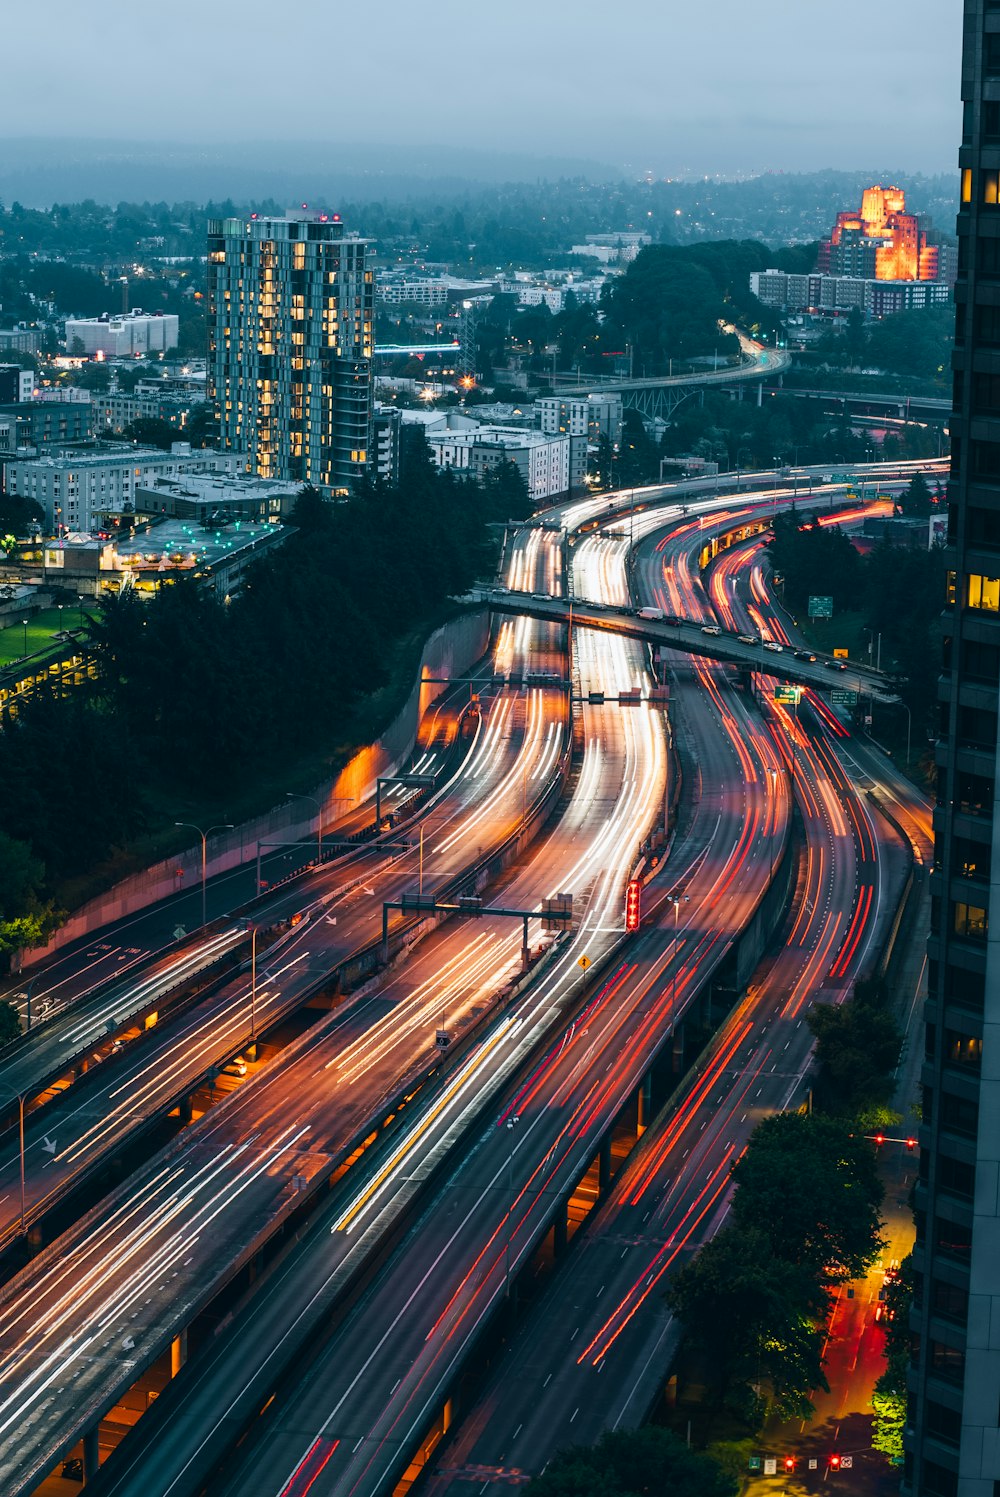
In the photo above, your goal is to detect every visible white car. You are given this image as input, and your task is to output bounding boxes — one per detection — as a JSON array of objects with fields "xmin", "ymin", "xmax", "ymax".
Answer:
[
  {"xmin": 701, "ymin": 624, "xmax": 722, "ymax": 636},
  {"xmin": 763, "ymin": 641, "xmax": 784, "ymax": 653}
]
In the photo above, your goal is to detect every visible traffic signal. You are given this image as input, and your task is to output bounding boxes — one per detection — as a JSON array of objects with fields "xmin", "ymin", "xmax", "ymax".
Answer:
[
  {"xmin": 830, "ymin": 1454, "xmax": 841, "ymax": 1471},
  {"xmin": 784, "ymin": 1455, "xmax": 796, "ymax": 1473},
  {"xmin": 624, "ymin": 879, "xmax": 642, "ymax": 932},
  {"xmin": 874, "ymin": 1133, "xmax": 885, "ymax": 1145},
  {"xmin": 906, "ymin": 1137, "xmax": 917, "ymax": 1150}
]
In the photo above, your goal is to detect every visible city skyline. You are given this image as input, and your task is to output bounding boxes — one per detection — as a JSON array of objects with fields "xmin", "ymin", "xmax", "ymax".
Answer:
[{"xmin": 0, "ymin": 0, "xmax": 962, "ymax": 178}]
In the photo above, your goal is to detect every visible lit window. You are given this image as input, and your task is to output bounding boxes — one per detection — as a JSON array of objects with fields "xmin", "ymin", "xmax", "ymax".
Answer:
[
  {"xmin": 967, "ymin": 573, "xmax": 1000, "ymax": 611},
  {"xmin": 962, "ymin": 168, "xmax": 973, "ymax": 204},
  {"xmin": 985, "ymin": 171, "xmax": 1000, "ymax": 206}
]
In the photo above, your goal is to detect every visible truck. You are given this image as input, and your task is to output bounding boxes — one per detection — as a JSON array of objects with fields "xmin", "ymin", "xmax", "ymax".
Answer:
[{"xmin": 636, "ymin": 606, "xmax": 664, "ymax": 621}]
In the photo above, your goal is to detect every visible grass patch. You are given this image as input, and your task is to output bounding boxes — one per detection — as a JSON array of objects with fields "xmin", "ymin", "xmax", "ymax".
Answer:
[{"xmin": 0, "ymin": 603, "xmax": 96, "ymax": 668}]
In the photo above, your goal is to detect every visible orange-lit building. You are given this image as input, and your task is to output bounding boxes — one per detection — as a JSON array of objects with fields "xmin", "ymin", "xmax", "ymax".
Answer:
[{"xmin": 818, "ymin": 184, "xmax": 941, "ymax": 282}]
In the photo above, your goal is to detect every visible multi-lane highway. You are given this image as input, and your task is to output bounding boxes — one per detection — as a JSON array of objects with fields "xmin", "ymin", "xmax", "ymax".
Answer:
[
  {"xmin": 0, "ymin": 465, "xmax": 936, "ymax": 1496},
  {"xmin": 422, "ymin": 502, "xmax": 922, "ymax": 1491}
]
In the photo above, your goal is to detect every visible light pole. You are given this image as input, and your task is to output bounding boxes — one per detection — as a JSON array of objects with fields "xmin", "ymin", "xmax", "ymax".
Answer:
[
  {"xmin": 899, "ymin": 700, "xmax": 912, "ymax": 765},
  {"xmin": 669, "ymin": 893, "xmax": 690, "ymax": 1039},
  {"xmin": 286, "ymin": 791, "xmax": 322, "ymax": 865},
  {"xmin": 20, "ymin": 619, "xmax": 27, "ymax": 657},
  {"xmin": 504, "ymin": 1113, "xmax": 521, "ymax": 1299},
  {"xmin": 248, "ymin": 923, "xmax": 258, "ymax": 1060},
  {"xmin": 174, "ymin": 821, "xmax": 233, "ymax": 929},
  {"xmin": 0, "ymin": 1089, "xmax": 27, "ymax": 1236},
  {"xmin": 766, "ymin": 767, "xmax": 779, "ymax": 885}
]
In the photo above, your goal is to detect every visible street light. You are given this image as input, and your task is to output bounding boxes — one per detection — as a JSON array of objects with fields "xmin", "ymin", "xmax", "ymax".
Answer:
[
  {"xmin": 174, "ymin": 821, "xmax": 234, "ymax": 929},
  {"xmin": 766, "ymin": 767, "xmax": 779, "ymax": 885},
  {"xmin": 20, "ymin": 619, "xmax": 27, "ymax": 657},
  {"xmin": 503, "ymin": 1113, "xmax": 521, "ymax": 1299},
  {"xmin": 286, "ymin": 791, "xmax": 322, "ymax": 865},
  {"xmin": 669, "ymin": 893, "xmax": 690, "ymax": 1044},
  {"xmin": 0, "ymin": 1088, "xmax": 27, "ymax": 1236}
]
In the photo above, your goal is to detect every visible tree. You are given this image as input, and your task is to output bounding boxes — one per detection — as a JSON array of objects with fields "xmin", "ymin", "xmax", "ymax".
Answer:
[
  {"xmin": 526, "ymin": 1427, "xmax": 736, "ymax": 1497},
  {"xmin": 807, "ymin": 976, "xmax": 903, "ymax": 1118},
  {"xmin": 121, "ymin": 417, "xmax": 176, "ymax": 451},
  {"xmin": 730, "ymin": 1113, "xmax": 885, "ymax": 1283},
  {"xmin": 898, "ymin": 471, "xmax": 933, "ymax": 518},
  {"xmin": 667, "ymin": 1225, "xmax": 828, "ymax": 1422},
  {"xmin": 0, "ymin": 1002, "xmax": 19, "ymax": 1046},
  {"xmin": 872, "ymin": 1255, "xmax": 912, "ymax": 1463},
  {"xmin": 844, "ymin": 306, "xmax": 868, "ymax": 368}
]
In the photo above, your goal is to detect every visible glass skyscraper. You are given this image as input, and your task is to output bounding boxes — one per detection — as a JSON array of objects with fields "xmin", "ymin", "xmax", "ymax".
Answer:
[
  {"xmin": 207, "ymin": 209, "xmax": 373, "ymax": 493},
  {"xmin": 908, "ymin": 6, "xmax": 1000, "ymax": 1493}
]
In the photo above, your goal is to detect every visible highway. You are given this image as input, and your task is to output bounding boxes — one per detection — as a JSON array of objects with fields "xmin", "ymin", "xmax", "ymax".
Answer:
[
  {"xmin": 422, "ymin": 509, "xmax": 924, "ymax": 1491},
  {"xmin": 0, "ymin": 520, "xmax": 587, "ymax": 1493},
  {"xmin": 193, "ymin": 499, "xmax": 803, "ymax": 1497},
  {"xmin": 4, "ymin": 468, "xmax": 935, "ymax": 1494}
]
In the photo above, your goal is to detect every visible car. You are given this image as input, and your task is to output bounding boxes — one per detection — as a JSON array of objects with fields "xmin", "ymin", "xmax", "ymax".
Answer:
[
  {"xmin": 763, "ymin": 641, "xmax": 784, "ymax": 653},
  {"xmin": 62, "ymin": 1459, "xmax": 84, "ymax": 1482},
  {"xmin": 793, "ymin": 648, "xmax": 817, "ymax": 662},
  {"xmin": 738, "ymin": 633, "xmax": 759, "ymax": 645},
  {"xmin": 223, "ymin": 1058, "xmax": 248, "ymax": 1078},
  {"xmin": 701, "ymin": 624, "xmax": 722, "ymax": 636},
  {"xmin": 824, "ymin": 658, "xmax": 848, "ymax": 671},
  {"xmin": 662, "ymin": 614, "xmax": 681, "ymax": 626}
]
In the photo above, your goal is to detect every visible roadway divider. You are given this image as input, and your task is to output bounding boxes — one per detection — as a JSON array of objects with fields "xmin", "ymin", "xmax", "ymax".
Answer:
[{"xmin": 865, "ymin": 790, "xmax": 917, "ymax": 988}]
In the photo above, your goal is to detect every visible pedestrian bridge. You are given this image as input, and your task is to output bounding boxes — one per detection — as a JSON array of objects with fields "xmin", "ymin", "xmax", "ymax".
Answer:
[{"xmin": 468, "ymin": 586, "xmax": 898, "ymax": 704}]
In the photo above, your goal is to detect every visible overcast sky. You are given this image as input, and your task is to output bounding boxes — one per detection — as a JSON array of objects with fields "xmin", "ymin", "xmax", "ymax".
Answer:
[{"xmin": 1, "ymin": 0, "xmax": 963, "ymax": 177}]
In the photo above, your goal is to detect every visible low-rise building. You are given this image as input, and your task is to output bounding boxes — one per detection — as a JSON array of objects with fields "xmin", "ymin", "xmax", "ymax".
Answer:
[
  {"xmin": 428, "ymin": 426, "xmax": 570, "ymax": 503},
  {"xmin": 135, "ymin": 472, "xmax": 298, "ymax": 525},
  {"xmin": 0, "ymin": 366, "xmax": 36, "ymax": 403},
  {"xmin": 750, "ymin": 268, "xmax": 952, "ymax": 315},
  {"xmin": 5, "ymin": 444, "xmax": 243, "ymax": 533},
  {"xmin": 0, "ymin": 396, "xmax": 93, "ymax": 454},
  {"xmin": 0, "ymin": 327, "xmax": 42, "ymax": 355},
  {"xmin": 65, "ymin": 310, "xmax": 179, "ymax": 357}
]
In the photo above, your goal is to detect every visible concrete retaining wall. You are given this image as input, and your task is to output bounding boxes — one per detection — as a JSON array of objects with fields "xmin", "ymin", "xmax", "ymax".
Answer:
[{"xmin": 21, "ymin": 609, "xmax": 492, "ymax": 968}]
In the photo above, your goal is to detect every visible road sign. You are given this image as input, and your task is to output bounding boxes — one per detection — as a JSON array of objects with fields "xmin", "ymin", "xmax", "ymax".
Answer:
[
  {"xmin": 578, "ymin": 955, "xmax": 591, "ymax": 970},
  {"xmin": 763, "ymin": 1458, "xmax": 777, "ymax": 1476},
  {"xmin": 841, "ymin": 1455, "xmax": 853, "ymax": 1469},
  {"xmin": 808, "ymin": 1458, "xmax": 818, "ymax": 1470},
  {"xmin": 748, "ymin": 1456, "xmax": 762, "ymax": 1473},
  {"xmin": 834, "ymin": 647, "xmax": 849, "ymax": 659},
  {"xmin": 624, "ymin": 879, "xmax": 642, "ymax": 932},
  {"xmin": 831, "ymin": 689, "xmax": 859, "ymax": 706},
  {"xmin": 808, "ymin": 594, "xmax": 833, "ymax": 619},
  {"xmin": 435, "ymin": 1030, "xmax": 450, "ymax": 1051},
  {"xmin": 773, "ymin": 685, "xmax": 801, "ymax": 705}
]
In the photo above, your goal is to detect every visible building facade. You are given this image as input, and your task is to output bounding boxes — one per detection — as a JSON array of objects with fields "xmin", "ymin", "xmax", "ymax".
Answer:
[
  {"xmin": 207, "ymin": 210, "xmax": 374, "ymax": 493},
  {"xmin": 750, "ymin": 268, "xmax": 952, "ymax": 315},
  {"xmin": 5, "ymin": 445, "xmax": 242, "ymax": 532},
  {"xmin": 64, "ymin": 311, "xmax": 179, "ymax": 357},
  {"xmin": 907, "ymin": 7, "xmax": 1000, "ymax": 1495}
]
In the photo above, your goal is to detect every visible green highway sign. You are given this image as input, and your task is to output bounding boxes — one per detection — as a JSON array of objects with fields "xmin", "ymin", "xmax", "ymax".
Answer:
[
  {"xmin": 773, "ymin": 685, "xmax": 801, "ymax": 706},
  {"xmin": 808, "ymin": 594, "xmax": 833, "ymax": 619},
  {"xmin": 831, "ymin": 689, "xmax": 859, "ymax": 706}
]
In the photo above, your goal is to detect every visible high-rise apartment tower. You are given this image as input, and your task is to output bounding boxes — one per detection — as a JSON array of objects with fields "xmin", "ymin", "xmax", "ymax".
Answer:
[
  {"xmin": 207, "ymin": 209, "xmax": 373, "ymax": 492},
  {"xmin": 907, "ymin": 6, "xmax": 1000, "ymax": 1495}
]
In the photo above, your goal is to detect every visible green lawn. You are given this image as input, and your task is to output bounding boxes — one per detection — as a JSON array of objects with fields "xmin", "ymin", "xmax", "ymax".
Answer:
[{"xmin": 0, "ymin": 603, "xmax": 95, "ymax": 668}]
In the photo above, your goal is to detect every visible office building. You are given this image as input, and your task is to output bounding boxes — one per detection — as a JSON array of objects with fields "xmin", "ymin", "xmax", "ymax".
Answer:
[
  {"xmin": 5, "ymin": 445, "xmax": 242, "ymax": 533},
  {"xmin": 64, "ymin": 311, "xmax": 179, "ymax": 357},
  {"xmin": 906, "ymin": 7, "xmax": 1000, "ymax": 1495},
  {"xmin": 428, "ymin": 427, "xmax": 570, "ymax": 504},
  {"xmin": 818, "ymin": 185, "xmax": 944, "ymax": 282},
  {"xmin": 750, "ymin": 268, "xmax": 952, "ymax": 316},
  {"xmin": 207, "ymin": 209, "xmax": 374, "ymax": 493},
  {"xmin": 0, "ymin": 365, "xmax": 36, "ymax": 403}
]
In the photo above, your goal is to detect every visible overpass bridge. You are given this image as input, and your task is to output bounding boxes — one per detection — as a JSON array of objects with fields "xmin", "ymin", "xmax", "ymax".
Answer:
[
  {"xmin": 469, "ymin": 586, "xmax": 897, "ymax": 704},
  {"xmin": 552, "ymin": 339, "xmax": 792, "ymax": 421}
]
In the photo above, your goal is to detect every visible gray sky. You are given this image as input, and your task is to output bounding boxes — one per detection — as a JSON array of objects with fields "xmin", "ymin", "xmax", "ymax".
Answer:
[{"xmin": 1, "ymin": 0, "xmax": 962, "ymax": 176}]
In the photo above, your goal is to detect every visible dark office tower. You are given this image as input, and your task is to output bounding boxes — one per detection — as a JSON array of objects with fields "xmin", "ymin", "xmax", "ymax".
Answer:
[
  {"xmin": 207, "ymin": 209, "xmax": 373, "ymax": 493},
  {"xmin": 907, "ymin": 6, "xmax": 1000, "ymax": 1495}
]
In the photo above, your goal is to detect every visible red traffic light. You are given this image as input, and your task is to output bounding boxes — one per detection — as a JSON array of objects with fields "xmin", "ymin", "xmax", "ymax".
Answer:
[
  {"xmin": 830, "ymin": 1454, "xmax": 841, "ymax": 1470},
  {"xmin": 784, "ymin": 1455, "xmax": 796, "ymax": 1472},
  {"xmin": 624, "ymin": 879, "xmax": 642, "ymax": 932},
  {"xmin": 874, "ymin": 1133, "xmax": 885, "ymax": 1145},
  {"xmin": 906, "ymin": 1137, "xmax": 917, "ymax": 1150}
]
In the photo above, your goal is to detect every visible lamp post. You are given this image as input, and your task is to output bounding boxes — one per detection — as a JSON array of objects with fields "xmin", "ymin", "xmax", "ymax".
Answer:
[
  {"xmin": 766, "ymin": 767, "xmax": 779, "ymax": 885},
  {"xmin": 503, "ymin": 1113, "xmax": 521, "ymax": 1299},
  {"xmin": 248, "ymin": 923, "xmax": 258, "ymax": 1060},
  {"xmin": 174, "ymin": 821, "xmax": 233, "ymax": 928},
  {"xmin": 286, "ymin": 791, "xmax": 322, "ymax": 865},
  {"xmin": 20, "ymin": 619, "xmax": 27, "ymax": 657},
  {"xmin": 669, "ymin": 893, "xmax": 690, "ymax": 1037},
  {"xmin": 0, "ymin": 1089, "xmax": 27, "ymax": 1236}
]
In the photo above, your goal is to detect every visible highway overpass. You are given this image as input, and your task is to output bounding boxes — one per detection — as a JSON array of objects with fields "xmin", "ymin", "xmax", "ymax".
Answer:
[{"xmin": 469, "ymin": 585, "xmax": 897, "ymax": 703}]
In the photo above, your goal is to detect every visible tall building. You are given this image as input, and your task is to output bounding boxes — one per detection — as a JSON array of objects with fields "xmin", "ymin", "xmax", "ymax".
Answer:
[
  {"xmin": 907, "ymin": 7, "xmax": 1000, "ymax": 1495},
  {"xmin": 818, "ymin": 184, "xmax": 943, "ymax": 283},
  {"xmin": 207, "ymin": 209, "xmax": 374, "ymax": 493}
]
